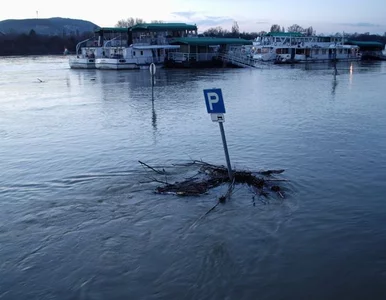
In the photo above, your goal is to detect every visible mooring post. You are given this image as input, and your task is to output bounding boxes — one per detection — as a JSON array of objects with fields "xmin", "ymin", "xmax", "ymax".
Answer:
[
  {"xmin": 149, "ymin": 63, "xmax": 156, "ymax": 101},
  {"xmin": 218, "ymin": 122, "xmax": 233, "ymax": 181}
]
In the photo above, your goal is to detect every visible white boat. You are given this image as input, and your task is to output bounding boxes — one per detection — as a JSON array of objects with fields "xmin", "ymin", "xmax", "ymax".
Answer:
[
  {"xmin": 69, "ymin": 37, "xmax": 100, "ymax": 69},
  {"xmin": 69, "ymin": 23, "xmax": 197, "ymax": 70},
  {"xmin": 95, "ymin": 44, "xmax": 180, "ymax": 70},
  {"xmin": 95, "ymin": 23, "xmax": 197, "ymax": 70},
  {"xmin": 251, "ymin": 32, "xmax": 361, "ymax": 64},
  {"xmin": 69, "ymin": 28, "xmax": 130, "ymax": 69}
]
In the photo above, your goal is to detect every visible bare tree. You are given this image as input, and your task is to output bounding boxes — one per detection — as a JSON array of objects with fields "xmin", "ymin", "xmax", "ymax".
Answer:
[
  {"xmin": 231, "ymin": 21, "xmax": 240, "ymax": 37},
  {"xmin": 115, "ymin": 17, "xmax": 145, "ymax": 28},
  {"xmin": 270, "ymin": 24, "xmax": 281, "ymax": 32},
  {"xmin": 287, "ymin": 24, "xmax": 304, "ymax": 33},
  {"xmin": 116, "ymin": 18, "xmax": 133, "ymax": 28},
  {"xmin": 135, "ymin": 18, "xmax": 145, "ymax": 25},
  {"xmin": 305, "ymin": 26, "xmax": 314, "ymax": 36},
  {"xmin": 203, "ymin": 27, "xmax": 229, "ymax": 37}
]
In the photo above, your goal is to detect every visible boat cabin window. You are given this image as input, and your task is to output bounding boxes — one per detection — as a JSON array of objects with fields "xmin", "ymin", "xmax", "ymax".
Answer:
[
  {"xmin": 133, "ymin": 51, "xmax": 136, "ymax": 56},
  {"xmin": 276, "ymin": 48, "xmax": 289, "ymax": 54},
  {"xmin": 140, "ymin": 51, "xmax": 144, "ymax": 56},
  {"xmin": 322, "ymin": 49, "xmax": 327, "ymax": 55},
  {"xmin": 314, "ymin": 49, "xmax": 319, "ymax": 55}
]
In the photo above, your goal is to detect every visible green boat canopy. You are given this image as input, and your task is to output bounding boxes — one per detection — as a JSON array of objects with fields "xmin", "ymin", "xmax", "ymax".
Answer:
[
  {"xmin": 265, "ymin": 32, "xmax": 304, "ymax": 37},
  {"xmin": 131, "ymin": 23, "xmax": 197, "ymax": 32},
  {"xmin": 346, "ymin": 40, "xmax": 384, "ymax": 49},
  {"xmin": 170, "ymin": 37, "xmax": 252, "ymax": 46},
  {"xmin": 95, "ymin": 27, "xmax": 129, "ymax": 34}
]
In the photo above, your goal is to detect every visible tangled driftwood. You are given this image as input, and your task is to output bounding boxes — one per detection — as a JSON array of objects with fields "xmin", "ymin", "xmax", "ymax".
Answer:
[{"xmin": 139, "ymin": 160, "xmax": 286, "ymax": 200}]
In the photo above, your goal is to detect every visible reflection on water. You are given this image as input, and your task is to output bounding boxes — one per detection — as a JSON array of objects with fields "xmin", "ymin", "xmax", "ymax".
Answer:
[
  {"xmin": 1, "ymin": 56, "xmax": 386, "ymax": 300},
  {"xmin": 349, "ymin": 62, "xmax": 354, "ymax": 88},
  {"xmin": 331, "ymin": 75, "xmax": 338, "ymax": 96},
  {"xmin": 332, "ymin": 63, "xmax": 339, "ymax": 96},
  {"xmin": 152, "ymin": 100, "xmax": 157, "ymax": 132}
]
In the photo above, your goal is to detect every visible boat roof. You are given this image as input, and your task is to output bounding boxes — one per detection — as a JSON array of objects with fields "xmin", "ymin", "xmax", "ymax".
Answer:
[
  {"xmin": 132, "ymin": 45, "xmax": 180, "ymax": 49},
  {"xmin": 95, "ymin": 27, "xmax": 129, "ymax": 34},
  {"xmin": 265, "ymin": 32, "xmax": 304, "ymax": 37},
  {"xmin": 131, "ymin": 23, "xmax": 197, "ymax": 31},
  {"xmin": 346, "ymin": 40, "xmax": 384, "ymax": 48},
  {"xmin": 170, "ymin": 37, "xmax": 252, "ymax": 46}
]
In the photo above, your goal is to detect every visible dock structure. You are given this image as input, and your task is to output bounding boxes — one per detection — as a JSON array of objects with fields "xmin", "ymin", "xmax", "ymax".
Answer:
[
  {"xmin": 217, "ymin": 52, "xmax": 262, "ymax": 68},
  {"xmin": 346, "ymin": 40, "xmax": 386, "ymax": 60},
  {"xmin": 166, "ymin": 37, "xmax": 254, "ymax": 68}
]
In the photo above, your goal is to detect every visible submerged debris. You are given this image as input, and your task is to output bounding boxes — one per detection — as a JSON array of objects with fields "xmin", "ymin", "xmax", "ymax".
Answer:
[{"xmin": 139, "ymin": 160, "xmax": 287, "ymax": 199}]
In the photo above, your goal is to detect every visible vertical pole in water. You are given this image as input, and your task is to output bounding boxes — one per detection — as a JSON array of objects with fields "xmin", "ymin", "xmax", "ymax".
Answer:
[
  {"xmin": 149, "ymin": 63, "xmax": 156, "ymax": 101},
  {"xmin": 151, "ymin": 71, "xmax": 155, "ymax": 101},
  {"xmin": 203, "ymin": 88, "xmax": 232, "ymax": 181},
  {"xmin": 218, "ymin": 121, "xmax": 233, "ymax": 181}
]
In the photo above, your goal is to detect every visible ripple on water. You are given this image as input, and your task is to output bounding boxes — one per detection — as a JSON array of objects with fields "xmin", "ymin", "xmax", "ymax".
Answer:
[{"xmin": 1, "ymin": 58, "xmax": 386, "ymax": 299}]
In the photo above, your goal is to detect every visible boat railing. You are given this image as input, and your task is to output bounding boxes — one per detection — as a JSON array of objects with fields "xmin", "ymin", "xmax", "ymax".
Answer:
[
  {"xmin": 133, "ymin": 37, "xmax": 169, "ymax": 45},
  {"xmin": 75, "ymin": 37, "xmax": 95, "ymax": 56},
  {"xmin": 168, "ymin": 52, "xmax": 217, "ymax": 62},
  {"xmin": 218, "ymin": 52, "xmax": 261, "ymax": 68},
  {"xmin": 103, "ymin": 36, "xmax": 126, "ymax": 48}
]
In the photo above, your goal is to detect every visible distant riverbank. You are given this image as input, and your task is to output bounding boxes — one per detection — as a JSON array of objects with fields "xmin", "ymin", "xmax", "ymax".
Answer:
[{"xmin": 0, "ymin": 31, "xmax": 90, "ymax": 56}]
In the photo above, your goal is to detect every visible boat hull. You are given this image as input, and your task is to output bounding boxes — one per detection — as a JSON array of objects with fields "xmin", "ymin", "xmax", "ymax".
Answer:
[
  {"xmin": 69, "ymin": 58, "xmax": 96, "ymax": 69},
  {"xmin": 95, "ymin": 59, "xmax": 138, "ymax": 70},
  {"xmin": 275, "ymin": 57, "xmax": 361, "ymax": 64}
]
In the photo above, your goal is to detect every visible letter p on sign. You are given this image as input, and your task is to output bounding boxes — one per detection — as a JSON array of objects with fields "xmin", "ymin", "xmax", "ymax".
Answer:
[
  {"xmin": 207, "ymin": 92, "xmax": 219, "ymax": 110},
  {"xmin": 203, "ymin": 88, "xmax": 226, "ymax": 114}
]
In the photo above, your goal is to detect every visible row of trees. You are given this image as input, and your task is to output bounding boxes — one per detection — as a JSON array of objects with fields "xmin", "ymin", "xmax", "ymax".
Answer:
[
  {"xmin": 115, "ymin": 17, "xmax": 163, "ymax": 28},
  {"xmin": 202, "ymin": 22, "xmax": 260, "ymax": 39},
  {"xmin": 200, "ymin": 22, "xmax": 314, "ymax": 39},
  {"xmin": 0, "ymin": 29, "xmax": 92, "ymax": 56},
  {"xmin": 270, "ymin": 24, "xmax": 315, "ymax": 36}
]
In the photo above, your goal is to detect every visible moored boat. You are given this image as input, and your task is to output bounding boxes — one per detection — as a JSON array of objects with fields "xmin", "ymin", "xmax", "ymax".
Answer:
[
  {"xmin": 70, "ymin": 23, "xmax": 196, "ymax": 70},
  {"xmin": 69, "ymin": 37, "xmax": 99, "ymax": 69},
  {"xmin": 94, "ymin": 44, "xmax": 180, "ymax": 70},
  {"xmin": 69, "ymin": 27, "xmax": 130, "ymax": 69},
  {"xmin": 251, "ymin": 32, "xmax": 361, "ymax": 64}
]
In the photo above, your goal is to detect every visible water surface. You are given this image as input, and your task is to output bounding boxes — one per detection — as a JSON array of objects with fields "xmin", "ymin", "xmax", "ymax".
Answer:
[{"xmin": 1, "ymin": 56, "xmax": 386, "ymax": 299}]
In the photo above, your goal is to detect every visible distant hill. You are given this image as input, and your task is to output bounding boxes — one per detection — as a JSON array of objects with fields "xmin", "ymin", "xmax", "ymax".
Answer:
[{"xmin": 0, "ymin": 17, "xmax": 99, "ymax": 35}]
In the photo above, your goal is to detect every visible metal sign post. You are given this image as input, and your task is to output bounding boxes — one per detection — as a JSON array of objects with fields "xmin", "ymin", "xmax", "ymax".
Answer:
[
  {"xmin": 149, "ymin": 63, "xmax": 156, "ymax": 101},
  {"xmin": 203, "ymin": 88, "xmax": 233, "ymax": 181}
]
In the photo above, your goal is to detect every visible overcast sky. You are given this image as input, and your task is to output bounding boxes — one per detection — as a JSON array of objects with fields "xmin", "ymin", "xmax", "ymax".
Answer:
[{"xmin": 1, "ymin": 0, "xmax": 386, "ymax": 34}]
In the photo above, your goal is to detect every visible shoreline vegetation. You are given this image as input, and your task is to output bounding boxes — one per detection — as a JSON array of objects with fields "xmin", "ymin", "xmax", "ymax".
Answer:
[
  {"xmin": 0, "ymin": 30, "xmax": 92, "ymax": 56},
  {"xmin": 1, "ymin": 18, "xmax": 385, "ymax": 57}
]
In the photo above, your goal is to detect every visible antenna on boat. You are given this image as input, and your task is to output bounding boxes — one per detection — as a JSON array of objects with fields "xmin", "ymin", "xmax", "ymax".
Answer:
[{"xmin": 36, "ymin": 11, "xmax": 38, "ymax": 19}]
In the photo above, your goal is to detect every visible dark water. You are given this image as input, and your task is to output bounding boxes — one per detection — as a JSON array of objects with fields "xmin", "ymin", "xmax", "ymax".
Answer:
[{"xmin": 1, "ymin": 56, "xmax": 386, "ymax": 300}]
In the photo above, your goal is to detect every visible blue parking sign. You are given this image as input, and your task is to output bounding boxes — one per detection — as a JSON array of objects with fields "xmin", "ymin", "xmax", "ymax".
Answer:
[{"xmin": 203, "ymin": 88, "xmax": 226, "ymax": 114}]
